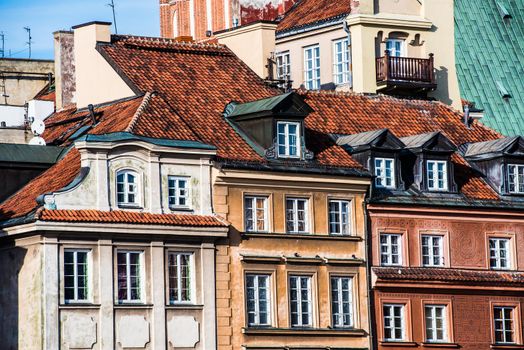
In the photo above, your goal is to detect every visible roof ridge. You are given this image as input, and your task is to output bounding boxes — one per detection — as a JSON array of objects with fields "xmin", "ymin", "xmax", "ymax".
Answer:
[
  {"xmin": 112, "ymin": 34, "xmax": 228, "ymax": 50},
  {"xmin": 126, "ymin": 91, "xmax": 154, "ymax": 133}
]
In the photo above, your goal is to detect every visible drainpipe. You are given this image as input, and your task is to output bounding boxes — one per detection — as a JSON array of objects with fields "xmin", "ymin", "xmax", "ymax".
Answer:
[
  {"xmin": 343, "ymin": 19, "xmax": 353, "ymax": 88},
  {"xmin": 364, "ymin": 181, "xmax": 377, "ymax": 350}
]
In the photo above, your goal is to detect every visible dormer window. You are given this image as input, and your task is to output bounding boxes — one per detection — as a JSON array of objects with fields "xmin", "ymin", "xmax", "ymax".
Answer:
[
  {"xmin": 277, "ymin": 121, "xmax": 301, "ymax": 158},
  {"xmin": 168, "ymin": 176, "xmax": 190, "ymax": 208},
  {"xmin": 116, "ymin": 170, "xmax": 140, "ymax": 207},
  {"xmin": 427, "ymin": 160, "xmax": 448, "ymax": 191},
  {"xmin": 375, "ymin": 157, "xmax": 395, "ymax": 188},
  {"xmin": 507, "ymin": 164, "xmax": 524, "ymax": 194}
]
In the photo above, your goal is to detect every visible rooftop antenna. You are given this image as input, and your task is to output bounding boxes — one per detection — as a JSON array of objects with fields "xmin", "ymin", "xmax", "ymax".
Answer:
[
  {"xmin": 0, "ymin": 32, "xmax": 5, "ymax": 58},
  {"xmin": 24, "ymin": 27, "xmax": 32, "ymax": 59},
  {"xmin": 107, "ymin": 0, "xmax": 118, "ymax": 34}
]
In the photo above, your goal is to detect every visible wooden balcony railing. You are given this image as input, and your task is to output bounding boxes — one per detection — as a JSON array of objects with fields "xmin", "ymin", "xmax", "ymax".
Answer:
[{"xmin": 376, "ymin": 52, "xmax": 435, "ymax": 86}]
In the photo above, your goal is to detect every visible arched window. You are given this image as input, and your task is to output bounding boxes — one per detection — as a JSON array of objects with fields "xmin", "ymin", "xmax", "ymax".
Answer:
[{"xmin": 116, "ymin": 170, "xmax": 139, "ymax": 206}]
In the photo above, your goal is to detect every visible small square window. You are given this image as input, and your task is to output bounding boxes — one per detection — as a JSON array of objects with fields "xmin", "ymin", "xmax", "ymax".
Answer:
[
  {"xmin": 427, "ymin": 160, "xmax": 448, "ymax": 191},
  {"xmin": 168, "ymin": 176, "xmax": 190, "ymax": 208}
]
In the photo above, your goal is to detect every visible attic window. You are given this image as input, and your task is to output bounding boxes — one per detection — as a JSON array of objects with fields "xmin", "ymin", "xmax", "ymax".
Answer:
[
  {"xmin": 427, "ymin": 160, "xmax": 448, "ymax": 191},
  {"xmin": 508, "ymin": 164, "xmax": 524, "ymax": 194},
  {"xmin": 116, "ymin": 170, "xmax": 140, "ymax": 207},
  {"xmin": 375, "ymin": 157, "xmax": 395, "ymax": 189},
  {"xmin": 277, "ymin": 121, "xmax": 301, "ymax": 158}
]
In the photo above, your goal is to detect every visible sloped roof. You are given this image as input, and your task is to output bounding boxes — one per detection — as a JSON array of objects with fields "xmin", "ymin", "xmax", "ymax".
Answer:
[
  {"xmin": 276, "ymin": 0, "xmax": 352, "ymax": 33},
  {"xmin": 455, "ymin": 0, "xmax": 524, "ymax": 136},
  {"xmin": 464, "ymin": 136, "xmax": 522, "ymax": 158}
]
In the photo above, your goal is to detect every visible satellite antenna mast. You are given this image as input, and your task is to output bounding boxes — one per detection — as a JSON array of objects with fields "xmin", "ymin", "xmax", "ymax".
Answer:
[
  {"xmin": 108, "ymin": 0, "xmax": 118, "ymax": 34},
  {"xmin": 24, "ymin": 27, "xmax": 32, "ymax": 59}
]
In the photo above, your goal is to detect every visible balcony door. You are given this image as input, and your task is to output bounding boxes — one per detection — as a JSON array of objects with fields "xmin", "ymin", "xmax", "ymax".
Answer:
[{"xmin": 386, "ymin": 39, "xmax": 405, "ymax": 57}]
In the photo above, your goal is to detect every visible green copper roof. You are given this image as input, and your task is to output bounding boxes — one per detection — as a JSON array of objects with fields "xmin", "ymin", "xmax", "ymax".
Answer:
[
  {"xmin": 78, "ymin": 132, "xmax": 216, "ymax": 150},
  {"xmin": 455, "ymin": 0, "xmax": 524, "ymax": 136},
  {"xmin": 0, "ymin": 144, "xmax": 65, "ymax": 164}
]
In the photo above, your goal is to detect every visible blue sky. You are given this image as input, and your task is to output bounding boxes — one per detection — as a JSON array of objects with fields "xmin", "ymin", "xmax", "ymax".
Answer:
[{"xmin": 0, "ymin": 0, "xmax": 159, "ymax": 59}]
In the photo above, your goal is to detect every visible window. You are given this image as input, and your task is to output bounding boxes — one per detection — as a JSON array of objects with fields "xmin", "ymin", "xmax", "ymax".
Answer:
[
  {"xmin": 508, "ymin": 164, "xmax": 524, "ymax": 194},
  {"xmin": 246, "ymin": 274, "xmax": 271, "ymax": 326},
  {"xmin": 277, "ymin": 121, "xmax": 301, "ymax": 158},
  {"xmin": 276, "ymin": 51, "xmax": 291, "ymax": 82},
  {"xmin": 333, "ymin": 38, "xmax": 350, "ymax": 85},
  {"xmin": 289, "ymin": 275, "xmax": 312, "ymax": 327},
  {"xmin": 386, "ymin": 39, "xmax": 404, "ymax": 57},
  {"xmin": 494, "ymin": 306, "xmax": 515, "ymax": 344},
  {"xmin": 331, "ymin": 276, "xmax": 353, "ymax": 328},
  {"xmin": 116, "ymin": 170, "xmax": 139, "ymax": 206},
  {"xmin": 168, "ymin": 176, "xmax": 190, "ymax": 208},
  {"xmin": 304, "ymin": 45, "xmax": 320, "ymax": 90},
  {"xmin": 375, "ymin": 158, "xmax": 395, "ymax": 188},
  {"xmin": 329, "ymin": 200, "xmax": 351, "ymax": 235},
  {"xmin": 117, "ymin": 251, "xmax": 142, "ymax": 303},
  {"xmin": 383, "ymin": 304, "xmax": 405, "ymax": 341},
  {"xmin": 244, "ymin": 196, "xmax": 268, "ymax": 232},
  {"xmin": 425, "ymin": 305, "xmax": 447, "ymax": 342},
  {"xmin": 489, "ymin": 237, "xmax": 511, "ymax": 270},
  {"xmin": 168, "ymin": 252, "xmax": 192, "ymax": 303},
  {"xmin": 427, "ymin": 160, "xmax": 448, "ymax": 191},
  {"xmin": 64, "ymin": 250, "xmax": 89, "ymax": 303},
  {"xmin": 380, "ymin": 233, "xmax": 402, "ymax": 266},
  {"xmin": 421, "ymin": 235, "xmax": 444, "ymax": 267},
  {"xmin": 286, "ymin": 198, "xmax": 308, "ymax": 233}
]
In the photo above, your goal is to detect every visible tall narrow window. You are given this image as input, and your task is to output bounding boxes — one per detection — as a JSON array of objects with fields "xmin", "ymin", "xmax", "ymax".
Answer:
[
  {"xmin": 244, "ymin": 196, "xmax": 268, "ymax": 232},
  {"xmin": 329, "ymin": 200, "xmax": 351, "ymax": 235},
  {"xmin": 425, "ymin": 305, "xmax": 447, "ymax": 342},
  {"xmin": 286, "ymin": 198, "xmax": 308, "ymax": 233},
  {"xmin": 421, "ymin": 235, "xmax": 444, "ymax": 267},
  {"xmin": 331, "ymin": 276, "xmax": 353, "ymax": 328},
  {"xmin": 276, "ymin": 51, "xmax": 291, "ymax": 82},
  {"xmin": 246, "ymin": 274, "xmax": 271, "ymax": 326},
  {"xmin": 116, "ymin": 170, "xmax": 139, "ymax": 206},
  {"xmin": 277, "ymin": 121, "xmax": 301, "ymax": 158},
  {"xmin": 494, "ymin": 306, "xmax": 515, "ymax": 344},
  {"xmin": 333, "ymin": 38, "xmax": 350, "ymax": 85},
  {"xmin": 64, "ymin": 250, "xmax": 89, "ymax": 303},
  {"xmin": 375, "ymin": 158, "xmax": 395, "ymax": 188},
  {"xmin": 508, "ymin": 164, "xmax": 524, "ymax": 194},
  {"xmin": 427, "ymin": 160, "xmax": 448, "ymax": 191},
  {"xmin": 304, "ymin": 45, "xmax": 320, "ymax": 90},
  {"xmin": 168, "ymin": 252, "xmax": 192, "ymax": 303},
  {"xmin": 380, "ymin": 233, "xmax": 402, "ymax": 266},
  {"xmin": 489, "ymin": 237, "xmax": 511, "ymax": 270},
  {"xmin": 385, "ymin": 39, "xmax": 404, "ymax": 57},
  {"xmin": 289, "ymin": 275, "xmax": 312, "ymax": 327},
  {"xmin": 383, "ymin": 304, "xmax": 405, "ymax": 341},
  {"xmin": 117, "ymin": 251, "xmax": 142, "ymax": 303},
  {"xmin": 168, "ymin": 176, "xmax": 190, "ymax": 208}
]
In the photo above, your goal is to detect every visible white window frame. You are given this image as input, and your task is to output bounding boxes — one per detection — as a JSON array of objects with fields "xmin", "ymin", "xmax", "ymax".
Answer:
[
  {"xmin": 331, "ymin": 276, "xmax": 354, "ymax": 328},
  {"xmin": 375, "ymin": 157, "xmax": 396, "ymax": 189},
  {"xmin": 507, "ymin": 164, "xmax": 524, "ymax": 194},
  {"xmin": 421, "ymin": 235, "xmax": 444, "ymax": 267},
  {"xmin": 328, "ymin": 199, "xmax": 351, "ymax": 235},
  {"xmin": 246, "ymin": 274, "xmax": 271, "ymax": 327},
  {"xmin": 333, "ymin": 38, "xmax": 351, "ymax": 85},
  {"xmin": 383, "ymin": 304, "xmax": 405, "ymax": 341},
  {"xmin": 116, "ymin": 169, "xmax": 140, "ymax": 207},
  {"xmin": 289, "ymin": 275, "xmax": 313, "ymax": 327},
  {"xmin": 277, "ymin": 121, "xmax": 301, "ymax": 158},
  {"xmin": 168, "ymin": 252, "xmax": 193, "ymax": 304},
  {"xmin": 426, "ymin": 160, "xmax": 448, "ymax": 191},
  {"xmin": 385, "ymin": 38, "xmax": 405, "ymax": 57},
  {"xmin": 116, "ymin": 250, "xmax": 143, "ymax": 304},
  {"xmin": 168, "ymin": 175, "xmax": 190, "ymax": 208},
  {"xmin": 276, "ymin": 51, "xmax": 291, "ymax": 82},
  {"xmin": 285, "ymin": 198, "xmax": 309, "ymax": 234},
  {"xmin": 494, "ymin": 306, "xmax": 515, "ymax": 344},
  {"xmin": 380, "ymin": 233, "xmax": 402, "ymax": 266},
  {"xmin": 425, "ymin": 305, "xmax": 448, "ymax": 343},
  {"xmin": 489, "ymin": 237, "xmax": 511, "ymax": 270},
  {"xmin": 64, "ymin": 249, "xmax": 90, "ymax": 303},
  {"xmin": 244, "ymin": 195, "xmax": 269, "ymax": 232},
  {"xmin": 304, "ymin": 45, "xmax": 320, "ymax": 90}
]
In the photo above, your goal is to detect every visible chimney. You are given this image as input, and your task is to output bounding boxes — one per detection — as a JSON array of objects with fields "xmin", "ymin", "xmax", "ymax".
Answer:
[{"xmin": 53, "ymin": 30, "xmax": 76, "ymax": 109}]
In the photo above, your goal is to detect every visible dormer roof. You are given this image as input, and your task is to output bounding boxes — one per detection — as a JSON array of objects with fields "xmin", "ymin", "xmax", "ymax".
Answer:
[
  {"xmin": 332, "ymin": 129, "xmax": 405, "ymax": 153},
  {"xmin": 400, "ymin": 131, "xmax": 457, "ymax": 153},
  {"xmin": 464, "ymin": 136, "xmax": 524, "ymax": 160}
]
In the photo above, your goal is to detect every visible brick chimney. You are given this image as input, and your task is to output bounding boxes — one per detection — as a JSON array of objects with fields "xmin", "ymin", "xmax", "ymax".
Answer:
[{"xmin": 53, "ymin": 30, "xmax": 76, "ymax": 109}]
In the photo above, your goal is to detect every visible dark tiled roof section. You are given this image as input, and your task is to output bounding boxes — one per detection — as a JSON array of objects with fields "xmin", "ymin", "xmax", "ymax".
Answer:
[
  {"xmin": 0, "ymin": 148, "xmax": 81, "ymax": 220},
  {"xmin": 276, "ymin": 0, "xmax": 352, "ymax": 33},
  {"xmin": 373, "ymin": 267, "xmax": 524, "ymax": 286},
  {"xmin": 37, "ymin": 209, "xmax": 227, "ymax": 227}
]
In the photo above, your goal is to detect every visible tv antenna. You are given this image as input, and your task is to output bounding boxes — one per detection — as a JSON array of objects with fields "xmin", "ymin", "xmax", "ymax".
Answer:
[
  {"xmin": 24, "ymin": 27, "xmax": 32, "ymax": 59},
  {"xmin": 107, "ymin": 0, "xmax": 118, "ymax": 34}
]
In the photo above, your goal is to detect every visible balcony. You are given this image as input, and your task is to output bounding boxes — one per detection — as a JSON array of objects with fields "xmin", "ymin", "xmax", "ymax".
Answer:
[{"xmin": 376, "ymin": 52, "xmax": 436, "ymax": 94}]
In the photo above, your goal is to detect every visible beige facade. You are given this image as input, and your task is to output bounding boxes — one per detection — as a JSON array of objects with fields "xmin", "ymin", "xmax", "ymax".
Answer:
[{"xmin": 213, "ymin": 168, "xmax": 371, "ymax": 350}]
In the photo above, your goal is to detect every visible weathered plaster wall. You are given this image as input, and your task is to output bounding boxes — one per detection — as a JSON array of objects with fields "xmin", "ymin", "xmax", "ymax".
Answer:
[{"xmin": 53, "ymin": 31, "xmax": 76, "ymax": 109}]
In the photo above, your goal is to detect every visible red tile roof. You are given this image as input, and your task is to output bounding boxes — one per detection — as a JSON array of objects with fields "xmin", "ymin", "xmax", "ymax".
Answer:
[
  {"xmin": 373, "ymin": 267, "xmax": 524, "ymax": 286},
  {"xmin": 36, "ymin": 209, "xmax": 226, "ymax": 227},
  {"xmin": 276, "ymin": 0, "xmax": 352, "ymax": 33}
]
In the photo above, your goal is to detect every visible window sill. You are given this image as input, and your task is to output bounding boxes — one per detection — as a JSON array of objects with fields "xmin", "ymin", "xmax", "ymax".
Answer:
[
  {"xmin": 421, "ymin": 342, "xmax": 460, "ymax": 348},
  {"xmin": 165, "ymin": 304, "xmax": 203, "ymax": 310},
  {"xmin": 242, "ymin": 327, "xmax": 367, "ymax": 337},
  {"xmin": 490, "ymin": 344, "xmax": 524, "ymax": 349},
  {"xmin": 117, "ymin": 204, "xmax": 143, "ymax": 210},
  {"xmin": 241, "ymin": 232, "xmax": 362, "ymax": 241},
  {"xmin": 380, "ymin": 341, "xmax": 418, "ymax": 347},
  {"xmin": 168, "ymin": 206, "xmax": 193, "ymax": 212},
  {"xmin": 59, "ymin": 303, "xmax": 101, "ymax": 309},
  {"xmin": 114, "ymin": 303, "xmax": 153, "ymax": 309}
]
